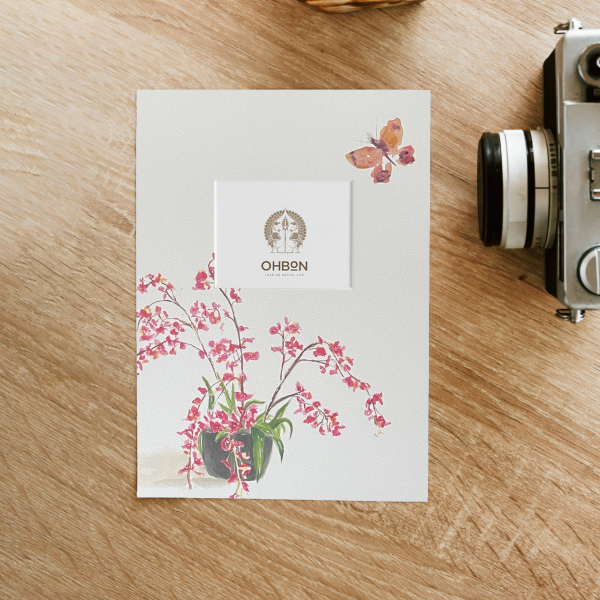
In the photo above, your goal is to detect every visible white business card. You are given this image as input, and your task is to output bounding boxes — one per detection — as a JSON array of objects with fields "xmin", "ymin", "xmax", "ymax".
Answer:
[{"xmin": 214, "ymin": 181, "xmax": 352, "ymax": 289}]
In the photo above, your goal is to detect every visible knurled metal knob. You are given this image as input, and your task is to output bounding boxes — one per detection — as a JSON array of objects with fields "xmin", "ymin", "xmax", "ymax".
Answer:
[{"xmin": 579, "ymin": 246, "xmax": 600, "ymax": 295}]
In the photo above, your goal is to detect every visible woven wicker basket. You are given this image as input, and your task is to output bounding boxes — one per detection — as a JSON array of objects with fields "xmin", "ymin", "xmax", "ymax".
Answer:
[{"xmin": 298, "ymin": 0, "xmax": 423, "ymax": 13}]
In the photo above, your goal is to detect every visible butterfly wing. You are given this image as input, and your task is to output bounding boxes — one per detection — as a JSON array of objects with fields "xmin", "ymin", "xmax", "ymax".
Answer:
[
  {"xmin": 345, "ymin": 146, "xmax": 383, "ymax": 169},
  {"xmin": 378, "ymin": 118, "xmax": 403, "ymax": 155},
  {"xmin": 398, "ymin": 145, "xmax": 415, "ymax": 165},
  {"xmin": 371, "ymin": 162, "xmax": 392, "ymax": 184}
]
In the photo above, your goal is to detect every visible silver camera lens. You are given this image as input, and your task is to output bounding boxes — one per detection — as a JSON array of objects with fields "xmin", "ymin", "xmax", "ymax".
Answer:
[
  {"xmin": 477, "ymin": 128, "xmax": 558, "ymax": 249},
  {"xmin": 578, "ymin": 43, "xmax": 600, "ymax": 87}
]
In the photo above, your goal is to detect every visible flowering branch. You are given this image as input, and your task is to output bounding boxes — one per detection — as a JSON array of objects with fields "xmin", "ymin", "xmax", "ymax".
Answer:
[
  {"xmin": 219, "ymin": 287, "xmax": 245, "ymax": 394},
  {"xmin": 220, "ymin": 435, "xmax": 251, "ymax": 499},
  {"xmin": 136, "ymin": 273, "xmax": 219, "ymax": 379},
  {"xmin": 136, "ymin": 257, "xmax": 390, "ymax": 496},
  {"xmin": 268, "ymin": 324, "xmax": 390, "ymax": 433},
  {"xmin": 177, "ymin": 392, "xmax": 207, "ymax": 489}
]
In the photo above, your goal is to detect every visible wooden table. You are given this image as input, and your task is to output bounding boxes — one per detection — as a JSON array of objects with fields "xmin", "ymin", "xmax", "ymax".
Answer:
[{"xmin": 2, "ymin": 1, "xmax": 600, "ymax": 598}]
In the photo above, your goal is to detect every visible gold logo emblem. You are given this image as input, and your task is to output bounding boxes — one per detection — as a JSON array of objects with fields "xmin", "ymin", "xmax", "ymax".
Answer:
[{"xmin": 264, "ymin": 209, "xmax": 307, "ymax": 254}]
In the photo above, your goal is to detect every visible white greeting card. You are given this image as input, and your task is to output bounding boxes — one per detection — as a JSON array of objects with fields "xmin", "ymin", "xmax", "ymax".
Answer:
[{"xmin": 137, "ymin": 90, "xmax": 430, "ymax": 500}]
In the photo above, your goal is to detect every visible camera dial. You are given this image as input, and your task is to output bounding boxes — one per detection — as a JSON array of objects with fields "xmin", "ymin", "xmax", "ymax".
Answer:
[
  {"xmin": 579, "ymin": 247, "xmax": 600, "ymax": 295},
  {"xmin": 477, "ymin": 128, "xmax": 558, "ymax": 249}
]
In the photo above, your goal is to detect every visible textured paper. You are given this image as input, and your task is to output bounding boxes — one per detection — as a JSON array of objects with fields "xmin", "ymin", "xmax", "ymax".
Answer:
[{"xmin": 137, "ymin": 90, "xmax": 430, "ymax": 500}]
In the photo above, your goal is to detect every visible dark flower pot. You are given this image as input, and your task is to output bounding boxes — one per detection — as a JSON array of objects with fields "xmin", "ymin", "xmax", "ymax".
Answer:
[{"xmin": 200, "ymin": 430, "xmax": 273, "ymax": 481}]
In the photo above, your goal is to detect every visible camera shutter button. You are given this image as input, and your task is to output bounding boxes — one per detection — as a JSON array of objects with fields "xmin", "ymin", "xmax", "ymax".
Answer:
[{"xmin": 579, "ymin": 247, "xmax": 600, "ymax": 295}]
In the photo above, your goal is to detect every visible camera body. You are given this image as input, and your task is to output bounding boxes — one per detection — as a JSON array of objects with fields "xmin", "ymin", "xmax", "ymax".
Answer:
[{"xmin": 478, "ymin": 19, "xmax": 600, "ymax": 323}]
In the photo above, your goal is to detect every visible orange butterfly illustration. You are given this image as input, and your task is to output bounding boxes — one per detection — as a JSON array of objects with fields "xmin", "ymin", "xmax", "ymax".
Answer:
[{"xmin": 345, "ymin": 118, "xmax": 415, "ymax": 184}]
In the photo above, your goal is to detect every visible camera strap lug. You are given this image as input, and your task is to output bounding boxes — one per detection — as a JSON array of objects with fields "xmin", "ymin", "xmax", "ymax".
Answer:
[{"xmin": 554, "ymin": 18, "xmax": 582, "ymax": 34}]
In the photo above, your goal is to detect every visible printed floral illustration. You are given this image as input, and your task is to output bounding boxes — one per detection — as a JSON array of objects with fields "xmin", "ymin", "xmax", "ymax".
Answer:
[
  {"xmin": 136, "ymin": 256, "xmax": 390, "ymax": 498},
  {"xmin": 346, "ymin": 117, "xmax": 415, "ymax": 183}
]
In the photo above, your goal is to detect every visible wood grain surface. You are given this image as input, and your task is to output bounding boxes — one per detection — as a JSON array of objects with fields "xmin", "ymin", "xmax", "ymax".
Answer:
[{"xmin": 2, "ymin": 1, "xmax": 600, "ymax": 598}]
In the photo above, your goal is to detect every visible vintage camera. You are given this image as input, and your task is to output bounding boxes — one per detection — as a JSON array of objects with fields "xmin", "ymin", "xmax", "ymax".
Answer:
[{"xmin": 477, "ymin": 18, "xmax": 600, "ymax": 323}]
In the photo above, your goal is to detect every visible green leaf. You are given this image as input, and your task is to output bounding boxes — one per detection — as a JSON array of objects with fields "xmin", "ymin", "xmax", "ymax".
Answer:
[
  {"xmin": 251, "ymin": 427, "xmax": 265, "ymax": 482},
  {"xmin": 202, "ymin": 377, "xmax": 213, "ymax": 393},
  {"xmin": 215, "ymin": 430, "xmax": 228, "ymax": 442},
  {"xmin": 269, "ymin": 417, "xmax": 294, "ymax": 439},
  {"xmin": 203, "ymin": 377, "xmax": 216, "ymax": 411},
  {"xmin": 252, "ymin": 421, "xmax": 273, "ymax": 435},
  {"xmin": 216, "ymin": 374, "xmax": 236, "ymax": 415},
  {"xmin": 216, "ymin": 373, "xmax": 228, "ymax": 397},
  {"xmin": 278, "ymin": 418, "xmax": 294, "ymax": 438},
  {"xmin": 230, "ymin": 383, "xmax": 236, "ymax": 413},
  {"xmin": 273, "ymin": 435, "xmax": 284, "ymax": 461},
  {"xmin": 197, "ymin": 432, "xmax": 204, "ymax": 459},
  {"xmin": 273, "ymin": 400, "xmax": 291, "ymax": 423},
  {"xmin": 243, "ymin": 399, "xmax": 265, "ymax": 410},
  {"xmin": 219, "ymin": 402, "xmax": 231, "ymax": 415},
  {"xmin": 224, "ymin": 380, "xmax": 234, "ymax": 411}
]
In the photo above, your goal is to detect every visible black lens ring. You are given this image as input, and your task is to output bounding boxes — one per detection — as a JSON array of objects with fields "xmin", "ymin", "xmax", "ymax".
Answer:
[
  {"xmin": 477, "ymin": 132, "xmax": 503, "ymax": 247},
  {"xmin": 590, "ymin": 52, "xmax": 600, "ymax": 78},
  {"xmin": 523, "ymin": 130, "xmax": 536, "ymax": 249}
]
